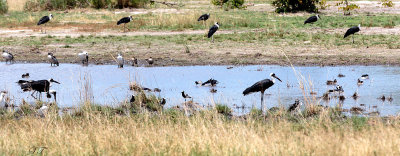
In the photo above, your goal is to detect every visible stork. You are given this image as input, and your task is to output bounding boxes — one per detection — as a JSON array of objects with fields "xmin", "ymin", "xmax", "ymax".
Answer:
[
  {"xmin": 208, "ymin": 22, "xmax": 219, "ymax": 43},
  {"xmin": 243, "ymin": 73, "xmax": 282, "ymax": 113},
  {"xmin": 197, "ymin": 13, "xmax": 210, "ymax": 27},
  {"xmin": 2, "ymin": 50, "xmax": 14, "ymax": 64},
  {"xmin": 181, "ymin": 91, "xmax": 192, "ymax": 102},
  {"xmin": 117, "ymin": 53, "xmax": 124, "ymax": 68},
  {"xmin": 78, "ymin": 51, "xmax": 89, "ymax": 65},
  {"xmin": 17, "ymin": 79, "xmax": 60, "ymax": 100},
  {"xmin": 304, "ymin": 14, "xmax": 320, "ymax": 24},
  {"xmin": 37, "ymin": 14, "xmax": 53, "ymax": 34},
  {"xmin": 48, "ymin": 53, "xmax": 59, "ymax": 66},
  {"xmin": 344, "ymin": 24, "xmax": 361, "ymax": 43},
  {"xmin": 117, "ymin": 16, "xmax": 133, "ymax": 33}
]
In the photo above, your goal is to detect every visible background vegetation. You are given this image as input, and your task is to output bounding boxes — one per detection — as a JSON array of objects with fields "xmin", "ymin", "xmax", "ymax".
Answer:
[
  {"xmin": 23, "ymin": 0, "xmax": 150, "ymax": 11},
  {"xmin": 0, "ymin": 0, "xmax": 8, "ymax": 14}
]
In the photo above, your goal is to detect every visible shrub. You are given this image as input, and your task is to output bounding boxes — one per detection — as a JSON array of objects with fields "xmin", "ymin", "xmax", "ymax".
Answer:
[
  {"xmin": 116, "ymin": 0, "xmax": 149, "ymax": 8},
  {"xmin": 24, "ymin": 0, "xmax": 148, "ymax": 11},
  {"xmin": 381, "ymin": 0, "xmax": 394, "ymax": 7},
  {"xmin": 0, "ymin": 0, "xmax": 8, "ymax": 14},
  {"xmin": 272, "ymin": 0, "xmax": 319, "ymax": 13},
  {"xmin": 335, "ymin": 0, "xmax": 359, "ymax": 15},
  {"xmin": 211, "ymin": 0, "xmax": 245, "ymax": 9}
]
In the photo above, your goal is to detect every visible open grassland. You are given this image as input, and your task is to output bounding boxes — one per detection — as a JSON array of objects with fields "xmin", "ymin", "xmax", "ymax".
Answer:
[
  {"xmin": 1, "ymin": 0, "xmax": 400, "ymax": 65},
  {"xmin": 1, "ymin": 106, "xmax": 400, "ymax": 155}
]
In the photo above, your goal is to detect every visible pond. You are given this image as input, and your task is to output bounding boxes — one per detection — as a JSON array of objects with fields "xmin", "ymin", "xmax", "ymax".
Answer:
[{"xmin": 0, "ymin": 63, "xmax": 399, "ymax": 116}]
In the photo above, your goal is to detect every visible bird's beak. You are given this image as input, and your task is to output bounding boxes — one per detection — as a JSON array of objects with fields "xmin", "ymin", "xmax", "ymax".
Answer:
[
  {"xmin": 52, "ymin": 80, "xmax": 60, "ymax": 84},
  {"xmin": 274, "ymin": 75, "xmax": 282, "ymax": 82}
]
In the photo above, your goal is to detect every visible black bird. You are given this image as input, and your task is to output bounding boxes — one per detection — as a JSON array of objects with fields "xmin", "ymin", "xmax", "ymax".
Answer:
[
  {"xmin": 357, "ymin": 79, "xmax": 363, "ymax": 86},
  {"xmin": 146, "ymin": 57, "xmax": 154, "ymax": 65},
  {"xmin": 131, "ymin": 57, "xmax": 138, "ymax": 66},
  {"xmin": 360, "ymin": 74, "xmax": 369, "ymax": 80},
  {"xmin": 117, "ymin": 16, "xmax": 133, "ymax": 33},
  {"xmin": 22, "ymin": 73, "xmax": 30, "ymax": 79},
  {"xmin": 198, "ymin": 13, "xmax": 210, "ymax": 21},
  {"xmin": 160, "ymin": 98, "xmax": 166, "ymax": 106},
  {"xmin": 47, "ymin": 53, "xmax": 59, "ymax": 66},
  {"xmin": 202, "ymin": 78, "xmax": 218, "ymax": 86},
  {"xmin": 17, "ymin": 79, "xmax": 60, "ymax": 100},
  {"xmin": 37, "ymin": 14, "xmax": 53, "ymax": 34},
  {"xmin": 46, "ymin": 90, "xmax": 57, "ymax": 103},
  {"xmin": 288, "ymin": 99, "xmax": 301, "ymax": 112},
  {"xmin": 210, "ymin": 88, "xmax": 217, "ymax": 93},
  {"xmin": 195, "ymin": 81, "xmax": 202, "ymax": 85},
  {"xmin": 334, "ymin": 85, "xmax": 344, "ymax": 93},
  {"xmin": 208, "ymin": 22, "xmax": 220, "ymax": 43},
  {"xmin": 304, "ymin": 14, "xmax": 320, "ymax": 24},
  {"xmin": 130, "ymin": 95, "xmax": 135, "ymax": 103},
  {"xmin": 2, "ymin": 50, "xmax": 14, "ymax": 64},
  {"xmin": 243, "ymin": 73, "xmax": 282, "ymax": 111},
  {"xmin": 181, "ymin": 91, "xmax": 192, "ymax": 102},
  {"xmin": 344, "ymin": 24, "xmax": 361, "ymax": 43}
]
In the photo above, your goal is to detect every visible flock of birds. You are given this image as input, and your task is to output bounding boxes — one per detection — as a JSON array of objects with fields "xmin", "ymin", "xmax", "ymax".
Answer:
[{"xmin": 0, "ymin": 12, "xmax": 380, "ymax": 114}]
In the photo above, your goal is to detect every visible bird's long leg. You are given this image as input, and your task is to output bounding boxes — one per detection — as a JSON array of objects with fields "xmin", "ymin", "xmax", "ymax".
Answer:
[
  {"xmin": 31, "ymin": 91, "xmax": 37, "ymax": 100},
  {"xmin": 261, "ymin": 91, "xmax": 264, "ymax": 115},
  {"xmin": 124, "ymin": 23, "xmax": 126, "ymax": 33},
  {"xmin": 352, "ymin": 35, "xmax": 354, "ymax": 44},
  {"xmin": 212, "ymin": 36, "xmax": 214, "ymax": 43}
]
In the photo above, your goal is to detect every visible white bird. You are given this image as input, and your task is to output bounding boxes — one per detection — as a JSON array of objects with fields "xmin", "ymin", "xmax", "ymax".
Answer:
[
  {"xmin": 0, "ymin": 91, "xmax": 7, "ymax": 108},
  {"xmin": 2, "ymin": 50, "xmax": 14, "ymax": 64},
  {"xmin": 117, "ymin": 53, "xmax": 124, "ymax": 68},
  {"xmin": 47, "ymin": 53, "xmax": 59, "ymax": 66},
  {"xmin": 78, "ymin": 51, "xmax": 89, "ymax": 65},
  {"xmin": 37, "ymin": 104, "xmax": 49, "ymax": 117}
]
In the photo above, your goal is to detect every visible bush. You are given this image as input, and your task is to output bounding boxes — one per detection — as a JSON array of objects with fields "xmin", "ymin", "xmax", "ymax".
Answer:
[
  {"xmin": 272, "ymin": 0, "xmax": 319, "ymax": 13},
  {"xmin": 211, "ymin": 0, "xmax": 245, "ymax": 9},
  {"xmin": 0, "ymin": 0, "xmax": 8, "ymax": 14},
  {"xmin": 116, "ymin": 0, "xmax": 149, "ymax": 9}
]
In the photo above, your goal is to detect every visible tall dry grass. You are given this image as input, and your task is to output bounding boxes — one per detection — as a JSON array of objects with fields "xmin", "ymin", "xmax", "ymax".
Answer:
[
  {"xmin": 8, "ymin": 0, "xmax": 27, "ymax": 11},
  {"xmin": 0, "ymin": 111, "xmax": 400, "ymax": 155}
]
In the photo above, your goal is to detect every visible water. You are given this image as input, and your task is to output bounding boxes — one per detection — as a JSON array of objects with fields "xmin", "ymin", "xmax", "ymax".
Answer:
[{"xmin": 1, "ymin": 63, "xmax": 399, "ymax": 116}]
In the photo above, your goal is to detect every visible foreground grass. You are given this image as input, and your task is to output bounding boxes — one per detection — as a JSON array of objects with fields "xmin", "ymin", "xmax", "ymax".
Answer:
[{"xmin": 1, "ymin": 105, "xmax": 400, "ymax": 155}]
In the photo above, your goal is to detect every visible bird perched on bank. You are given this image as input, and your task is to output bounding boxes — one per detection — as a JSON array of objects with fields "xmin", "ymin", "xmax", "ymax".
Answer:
[
  {"xmin": 344, "ymin": 24, "xmax": 361, "ymax": 43},
  {"xmin": 117, "ymin": 53, "xmax": 124, "ymax": 68},
  {"xmin": 202, "ymin": 78, "xmax": 218, "ymax": 86},
  {"xmin": 117, "ymin": 16, "xmax": 133, "ymax": 33},
  {"xmin": 2, "ymin": 50, "xmax": 14, "ymax": 64},
  {"xmin": 160, "ymin": 98, "xmax": 166, "ymax": 106},
  {"xmin": 146, "ymin": 57, "xmax": 154, "ymax": 65},
  {"xmin": 47, "ymin": 53, "xmax": 59, "ymax": 66},
  {"xmin": 22, "ymin": 73, "xmax": 30, "ymax": 79},
  {"xmin": 17, "ymin": 79, "xmax": 60, "ymax": 100},
  {"xmin": 288, "ymin": 99, "xmax": 301, "ymax": 112},
  {"xmin": 208, "ymin": 22, "xmax": 219, "ymax": 43},
  {"xmin": 131, "ymin": 57, "xmax": 138, "ymax": 66},
  {"xmin": 130, "ymin": 95, "xmax": 135, "ymax": 103},
  {"xmin": 78, "ymin": 51, "xmax": 89, "ymax": 65},
  {"xmin": 37, "ymin": 14, "xmax": 53, "ymax": 34},
  {"xmin": 304, "ymin": 14, "xmax": 320, "ymax": 24},
  {"xmin": 243, "ymin": 73, "xmax": 282, "ymax": 112},
  {"xmin": 181, "ymin": 91, "xmax": 192, "ymax": 102}
]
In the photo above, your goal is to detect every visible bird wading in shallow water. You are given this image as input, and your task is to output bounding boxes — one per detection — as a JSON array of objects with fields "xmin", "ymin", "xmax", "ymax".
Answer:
[{"xmin": 243, "ymin": 73, "xmax": 282, "ymax": 113}]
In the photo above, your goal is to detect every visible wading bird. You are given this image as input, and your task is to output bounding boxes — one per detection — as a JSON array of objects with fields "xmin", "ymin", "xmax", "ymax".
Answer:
[
  {"xmin": 202, "ymin": 78, "xmax": 218, "ymax": 86},
  {"xmin": 117, "ymin": 16, "xmax": 133, "ymax": 33},
  {"xmin": 78, "ymin": 51, "xmax": 89, "ymax": 65},
  {"xmin": 288, "ymin": 99, "xmax": 301, "ymax": 112},
  {"xmin": 117, "ymin": 53, "xmax": 124, "ymax": 68},
  {"xmin": 326, "ymin": 79, "xmax": 337, "ymax": 85},
  {"xmin": 46, "ymin": 90, "xmax": 57, "ymax": 103},
  {"xmin": 17, "ymin": 79, "xmax": 60, "ymax": 100},
  {"xmin": 243, "ymin": 73, "xmax": 282, "ymax": 112},
  {"xmin": 181, "ymin": 91, "xmax": 192, "ymax": 102},
  {"xmin": 344, "ymin": 24, "xmax": 361, "ymax": 43},
  {"xmin": 208, "ymin": 22, "xmax": 219, "ymax": 43},
  {"xmin": 357, "ymin": 79, "xmax": 363, "ymax": 86},
  {"xmin": 47, "ymin": 53, "xmax": 59, "ymax": 66},
  {"xmin": 37, "ymin": 14, "xmax": 53, "ymax": 34},
  {"xmin": 22, "ymin": 73, "xmax": 30, "ymax": 79},
  {"xmin": 304, "ymin": 14, "xmax": 320, "ymax": 24},
  {"xmin": 2, "ymin": 50, "xmax": 14, "ymax": 64},
  {"xmin": 361, "ymin": 74, "xmax": 369, "ymax": 80},
  {"xmin": 131, "ymin": 57, "xmax": 138, "ymax": 66}
]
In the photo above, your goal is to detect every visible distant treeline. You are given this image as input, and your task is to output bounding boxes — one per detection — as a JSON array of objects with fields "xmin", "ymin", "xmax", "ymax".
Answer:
[{"xmin": 24, "ymin": 0, "xmax": 150, "ymax": 11}]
